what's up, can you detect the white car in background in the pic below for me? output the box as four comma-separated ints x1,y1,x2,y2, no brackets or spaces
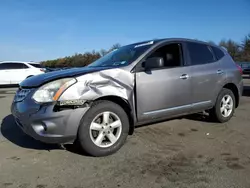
0,61,45,85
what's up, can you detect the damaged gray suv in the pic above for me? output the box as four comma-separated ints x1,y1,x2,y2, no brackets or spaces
11,38,243,156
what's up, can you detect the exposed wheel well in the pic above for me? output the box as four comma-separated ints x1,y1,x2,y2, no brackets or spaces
223,83,239,108
94,96,134,135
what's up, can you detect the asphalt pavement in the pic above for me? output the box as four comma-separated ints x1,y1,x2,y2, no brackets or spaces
0,78,250,188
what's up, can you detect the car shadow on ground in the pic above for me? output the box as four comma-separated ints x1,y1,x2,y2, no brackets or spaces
183,113,215,123
135,112,215,131
1,114,90,156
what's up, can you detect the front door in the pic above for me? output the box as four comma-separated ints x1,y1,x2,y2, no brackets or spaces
135,42,193,121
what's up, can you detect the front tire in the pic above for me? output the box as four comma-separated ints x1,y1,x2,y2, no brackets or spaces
77,100,129,157
210,88,235,123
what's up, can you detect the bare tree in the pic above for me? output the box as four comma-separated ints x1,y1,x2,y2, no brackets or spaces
241,34,250,61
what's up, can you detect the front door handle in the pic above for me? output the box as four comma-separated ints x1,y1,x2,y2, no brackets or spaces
217,70,224,74
180,74,189,80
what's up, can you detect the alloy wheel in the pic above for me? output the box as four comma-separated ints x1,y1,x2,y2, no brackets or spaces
89,111,122,148
220,94,233,118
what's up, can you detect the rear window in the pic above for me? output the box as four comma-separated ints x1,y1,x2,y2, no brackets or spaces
29,63,42,68
211,46,225,60
187,42,216,65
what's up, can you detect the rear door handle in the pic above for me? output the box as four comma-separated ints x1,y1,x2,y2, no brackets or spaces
217,70,224,74
180,74,189,80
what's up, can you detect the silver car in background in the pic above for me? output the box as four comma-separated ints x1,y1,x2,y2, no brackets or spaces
11,38,243,156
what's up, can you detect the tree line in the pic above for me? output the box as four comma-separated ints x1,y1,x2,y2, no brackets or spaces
41,33,250,68
208,33,250,62
41,43,121,68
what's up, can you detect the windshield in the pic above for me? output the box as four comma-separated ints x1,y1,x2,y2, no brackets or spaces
88,41,154,67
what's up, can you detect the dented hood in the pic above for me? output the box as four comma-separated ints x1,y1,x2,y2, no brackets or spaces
20,66,109,88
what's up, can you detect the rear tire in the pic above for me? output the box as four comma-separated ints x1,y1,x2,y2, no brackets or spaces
77,100,129,157
210,88,235,123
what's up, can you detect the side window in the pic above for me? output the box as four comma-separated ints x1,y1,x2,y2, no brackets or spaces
0,63,13,70
29,63,42,68
211,46,225,60
146,43,183,68
9,63,29,69
21,63,29,69
0,63,29,70
187,42,216,65
0,63,7,70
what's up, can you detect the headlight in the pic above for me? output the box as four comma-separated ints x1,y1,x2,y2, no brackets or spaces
32,78,77,103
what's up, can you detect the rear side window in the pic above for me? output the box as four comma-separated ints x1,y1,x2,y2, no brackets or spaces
29,63,42,68
9,63,29,69
211,46,225,60
0,63,28,69
187,42,216,65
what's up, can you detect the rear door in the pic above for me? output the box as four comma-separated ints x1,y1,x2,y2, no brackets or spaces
7,63,30,84
135,42,193,122
0,63,11,85
185,42,224,111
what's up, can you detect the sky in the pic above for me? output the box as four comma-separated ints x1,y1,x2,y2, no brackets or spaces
0,0,250,62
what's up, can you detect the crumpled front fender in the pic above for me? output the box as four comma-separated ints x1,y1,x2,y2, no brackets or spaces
59,68,135,107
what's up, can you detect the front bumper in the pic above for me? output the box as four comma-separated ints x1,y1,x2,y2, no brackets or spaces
11,90,89,144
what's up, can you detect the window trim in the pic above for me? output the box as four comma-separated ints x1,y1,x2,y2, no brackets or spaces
134,41,186,72
184,42,217,67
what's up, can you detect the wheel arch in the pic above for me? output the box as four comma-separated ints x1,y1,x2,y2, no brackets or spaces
94,95,135,135
222,83,239,108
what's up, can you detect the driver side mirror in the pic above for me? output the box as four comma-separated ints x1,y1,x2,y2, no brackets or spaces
142,57,164,70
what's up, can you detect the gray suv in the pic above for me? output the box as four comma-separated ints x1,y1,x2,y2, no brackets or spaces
11,38,243,156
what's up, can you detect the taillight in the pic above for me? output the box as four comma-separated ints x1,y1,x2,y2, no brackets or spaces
40,68,45,72
236,64,243,74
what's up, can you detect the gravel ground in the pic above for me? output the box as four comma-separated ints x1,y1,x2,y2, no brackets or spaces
0,78,250,188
